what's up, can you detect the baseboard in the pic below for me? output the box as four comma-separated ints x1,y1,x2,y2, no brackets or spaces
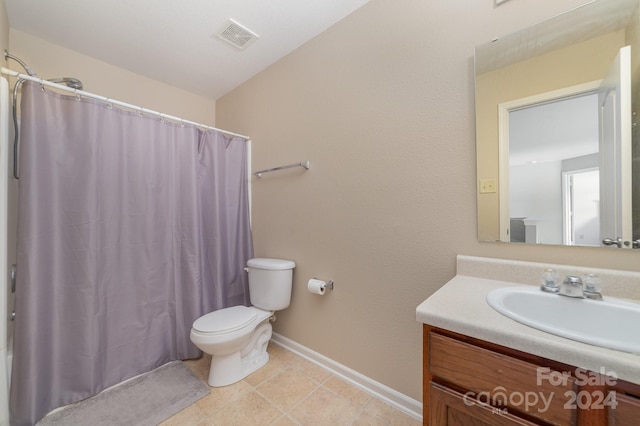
270,333,423,421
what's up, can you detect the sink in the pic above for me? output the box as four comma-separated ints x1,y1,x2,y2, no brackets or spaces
486,286,640,354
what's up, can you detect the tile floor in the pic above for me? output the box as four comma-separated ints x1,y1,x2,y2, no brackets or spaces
161,342,422,426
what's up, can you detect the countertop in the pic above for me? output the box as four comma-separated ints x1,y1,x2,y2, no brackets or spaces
416,274,640,386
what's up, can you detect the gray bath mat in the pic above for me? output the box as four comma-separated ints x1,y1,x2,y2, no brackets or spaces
38,361,210,426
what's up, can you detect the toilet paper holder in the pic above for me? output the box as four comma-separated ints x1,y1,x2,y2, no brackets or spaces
314,277,334,290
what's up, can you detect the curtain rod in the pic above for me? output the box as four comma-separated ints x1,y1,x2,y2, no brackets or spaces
1,67,250,140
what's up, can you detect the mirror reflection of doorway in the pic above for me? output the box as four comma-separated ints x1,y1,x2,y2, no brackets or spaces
500,46,632,247
507,91,599,245
562,168,600,246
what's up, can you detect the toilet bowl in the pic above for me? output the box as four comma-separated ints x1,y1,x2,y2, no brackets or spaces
190,258,295,387
190,305,274,386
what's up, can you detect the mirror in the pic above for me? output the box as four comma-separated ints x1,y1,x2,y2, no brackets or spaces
475,0,640,249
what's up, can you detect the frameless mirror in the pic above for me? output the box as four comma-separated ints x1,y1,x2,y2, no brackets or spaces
475,0,640,249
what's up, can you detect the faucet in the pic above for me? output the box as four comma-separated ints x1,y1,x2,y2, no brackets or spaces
557,274,603,300
540,269,603,300
559,275,584,298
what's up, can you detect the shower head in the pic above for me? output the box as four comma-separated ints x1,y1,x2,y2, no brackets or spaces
47,77,83,90
4,50,37,76
3,51,84,90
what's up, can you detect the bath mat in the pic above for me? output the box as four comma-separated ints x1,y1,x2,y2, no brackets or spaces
38,361,210,426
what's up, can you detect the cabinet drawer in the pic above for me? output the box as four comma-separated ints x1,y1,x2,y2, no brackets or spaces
429,332,576,425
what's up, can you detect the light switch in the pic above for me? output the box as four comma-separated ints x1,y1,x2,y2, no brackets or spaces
479,178,497,194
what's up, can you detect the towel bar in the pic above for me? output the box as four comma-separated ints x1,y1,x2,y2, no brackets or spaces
253,161,310,178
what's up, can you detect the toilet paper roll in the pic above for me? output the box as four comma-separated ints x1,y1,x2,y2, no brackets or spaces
307,278,326,295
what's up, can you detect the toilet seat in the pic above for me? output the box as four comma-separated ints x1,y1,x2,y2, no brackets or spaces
193,306,257,334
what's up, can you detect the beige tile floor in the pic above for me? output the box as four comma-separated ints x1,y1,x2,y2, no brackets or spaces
161,342,422,426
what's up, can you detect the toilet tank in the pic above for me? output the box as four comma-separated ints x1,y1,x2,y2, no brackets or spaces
247,258,295,311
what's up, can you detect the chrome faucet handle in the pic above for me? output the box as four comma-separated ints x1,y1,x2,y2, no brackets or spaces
583,273,603,300
559,275,584,298
540,268,560,293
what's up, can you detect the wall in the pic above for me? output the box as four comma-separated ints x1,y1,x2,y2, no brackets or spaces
216,0,640,403
0,0,7,54
8,30,216,124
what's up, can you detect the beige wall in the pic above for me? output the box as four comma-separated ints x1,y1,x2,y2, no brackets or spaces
476,31,625,241
8,30,216,124
216,0,640,402
0,0,7,56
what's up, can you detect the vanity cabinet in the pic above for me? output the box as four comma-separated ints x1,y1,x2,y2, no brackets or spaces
423,325,640,426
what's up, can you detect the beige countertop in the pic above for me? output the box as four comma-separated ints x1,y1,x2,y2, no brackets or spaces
416,272,640,386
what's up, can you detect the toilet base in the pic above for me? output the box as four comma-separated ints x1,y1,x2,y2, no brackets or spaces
206,322,272,387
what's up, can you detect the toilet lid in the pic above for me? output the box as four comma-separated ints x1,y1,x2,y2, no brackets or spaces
193,306,257,334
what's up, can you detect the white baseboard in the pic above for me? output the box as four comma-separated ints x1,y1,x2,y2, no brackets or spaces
270,332,423,421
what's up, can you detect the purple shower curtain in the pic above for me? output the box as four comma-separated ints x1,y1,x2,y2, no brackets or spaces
10,82,253,426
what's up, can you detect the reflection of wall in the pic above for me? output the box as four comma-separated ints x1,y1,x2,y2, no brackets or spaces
510,161,563,245
476,31,625,241
562,153,599,172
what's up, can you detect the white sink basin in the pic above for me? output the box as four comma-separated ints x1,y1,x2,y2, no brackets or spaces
486,286,640,354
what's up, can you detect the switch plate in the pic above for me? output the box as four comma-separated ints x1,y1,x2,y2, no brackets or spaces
479,178,497,194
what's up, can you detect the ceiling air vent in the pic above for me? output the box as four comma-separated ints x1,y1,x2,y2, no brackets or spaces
218,19,259,50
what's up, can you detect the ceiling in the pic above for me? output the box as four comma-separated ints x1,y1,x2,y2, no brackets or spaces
5,0,370,99
509,93,599,166
475,0,637,74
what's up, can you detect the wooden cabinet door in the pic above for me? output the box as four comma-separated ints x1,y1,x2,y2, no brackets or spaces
609,393,640,426
430,383,541,426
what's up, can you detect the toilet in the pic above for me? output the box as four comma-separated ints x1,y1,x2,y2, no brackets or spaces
189,258,295,387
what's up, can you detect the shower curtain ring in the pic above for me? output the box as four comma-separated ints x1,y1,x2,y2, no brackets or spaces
74,89,80,101
106,99,113,109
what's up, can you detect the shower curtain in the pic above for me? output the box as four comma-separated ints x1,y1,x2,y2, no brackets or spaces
10,82,253,426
